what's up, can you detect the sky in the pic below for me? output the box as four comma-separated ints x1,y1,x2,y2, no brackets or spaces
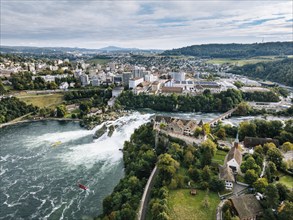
1,0,292,49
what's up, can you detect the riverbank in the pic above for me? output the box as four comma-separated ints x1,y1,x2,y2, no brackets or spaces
0,117,81,129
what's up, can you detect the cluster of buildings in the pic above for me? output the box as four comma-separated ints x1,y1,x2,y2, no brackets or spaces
0,58,69,77
154,116,201,136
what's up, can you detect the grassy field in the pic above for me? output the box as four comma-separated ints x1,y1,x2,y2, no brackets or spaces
17,93,64,108
206,56,281,66
89,58,111,65
278,175,293,189
168,189,220,220
212,150,227,165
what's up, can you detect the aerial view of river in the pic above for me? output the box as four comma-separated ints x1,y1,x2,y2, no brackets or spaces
0,112,152,220
0,111,290,219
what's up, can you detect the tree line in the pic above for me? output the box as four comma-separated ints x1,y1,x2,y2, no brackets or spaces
230,58,293,87
0,97,37,123
117,89,280,113
162,42,293,58
10,72,77,90
238,119,293,145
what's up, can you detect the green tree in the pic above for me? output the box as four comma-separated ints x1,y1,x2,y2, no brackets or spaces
254,145,264,155
276,183,290,201
281,142,293,152
216,127,226,139
253,178,268,193
188,167,201,182
56,105,67,118
157,153,180,185
244,169,258,185
203,123,211,135
267,147,283,169
235,102,251,116
263,142,276,154
240,156,261,175
209,177,225,192
264,184,279,208
183,150,194,167
239,121,256,140
202,166,211,182
0,80,6,95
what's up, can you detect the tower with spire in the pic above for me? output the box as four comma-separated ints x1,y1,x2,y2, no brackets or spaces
234,132,239,149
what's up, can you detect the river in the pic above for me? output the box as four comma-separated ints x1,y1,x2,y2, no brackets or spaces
0,112,152,220
0,111,290,219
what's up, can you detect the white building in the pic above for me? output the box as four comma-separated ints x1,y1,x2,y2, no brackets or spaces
225,134,242,173
129,77,144,89
109,63,116,71
144,73,157,82
112,87,124,97
133,66,147,78
219,134,243,190
59,82,69,90
80,74,90,86
169,72,186,81
91,76,100,86
122,72,133,86
74,69,83,79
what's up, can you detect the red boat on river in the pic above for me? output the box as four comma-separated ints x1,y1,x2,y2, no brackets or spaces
78,183,88,190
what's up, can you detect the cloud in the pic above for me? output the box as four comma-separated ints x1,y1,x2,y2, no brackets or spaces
1,0,292,49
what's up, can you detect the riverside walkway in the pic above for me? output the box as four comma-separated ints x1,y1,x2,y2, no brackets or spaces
137,165,158,220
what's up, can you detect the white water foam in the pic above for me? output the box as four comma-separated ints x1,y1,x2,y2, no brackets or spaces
60,112,153,168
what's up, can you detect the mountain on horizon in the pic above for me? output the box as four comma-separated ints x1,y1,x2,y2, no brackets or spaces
98,46,140,51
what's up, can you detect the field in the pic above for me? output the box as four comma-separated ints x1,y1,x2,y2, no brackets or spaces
168,189,220,220
89,58,111,65
212,150,227,165
17,93,64,108
206,56,281,66
278,174,293,189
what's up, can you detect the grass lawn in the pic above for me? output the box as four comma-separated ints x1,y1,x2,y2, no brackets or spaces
168,189,220,220
278,175,293,189
17,93,64,108
89,58,111,65
206,56,280,66
4,85,13,91
212,150,227,165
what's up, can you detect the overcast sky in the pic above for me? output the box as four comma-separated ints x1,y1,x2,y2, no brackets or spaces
1,0,292,49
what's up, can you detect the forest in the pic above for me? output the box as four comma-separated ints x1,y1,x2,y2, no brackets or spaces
162,42,293,58
116,89,280,113
0,97,37,123
229,58,293,87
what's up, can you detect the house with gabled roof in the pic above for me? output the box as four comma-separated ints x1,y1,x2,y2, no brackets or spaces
230,194,263,220
219,133,243,189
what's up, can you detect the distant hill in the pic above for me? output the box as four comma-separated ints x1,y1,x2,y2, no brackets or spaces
162,42,293,58
98,46,139,52
0,45,163,54
229,58,293,87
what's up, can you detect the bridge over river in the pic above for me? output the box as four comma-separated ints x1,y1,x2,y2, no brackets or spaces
208,107,238,127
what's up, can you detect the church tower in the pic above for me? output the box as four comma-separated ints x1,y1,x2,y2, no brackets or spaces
233,132,239,149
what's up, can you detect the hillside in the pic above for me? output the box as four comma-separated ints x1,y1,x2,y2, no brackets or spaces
229,58,293,86
162,42,293,58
